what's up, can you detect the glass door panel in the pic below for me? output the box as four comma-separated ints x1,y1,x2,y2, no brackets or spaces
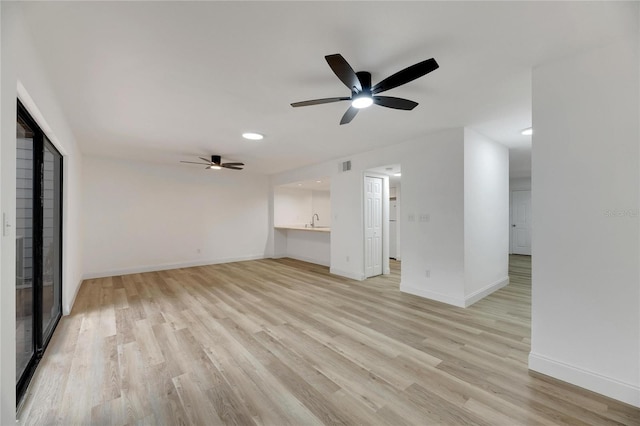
41,138,62,342
16,116,35,382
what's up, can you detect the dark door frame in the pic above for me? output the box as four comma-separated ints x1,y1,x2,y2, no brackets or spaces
16,99,63,404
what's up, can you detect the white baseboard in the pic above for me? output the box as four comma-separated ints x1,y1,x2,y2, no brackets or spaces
464,276,509,307
82,254,266,280
395,277,510,309
63,278,83,315
330,268,365,281
529,352,640,408
399,283,465,308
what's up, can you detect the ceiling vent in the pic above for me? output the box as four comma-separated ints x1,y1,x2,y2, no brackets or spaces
341,160,352,172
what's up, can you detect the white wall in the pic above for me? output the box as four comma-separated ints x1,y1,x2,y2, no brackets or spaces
82,156,269,277
0,4,4,423
464,129,510,305
272,128,509,306
273,187,330,228
311,190,331,227
273,187,331,229
274,187,312,227
328,169,366,279
272,187,331,264
1,3,84,423
531,37,639,407
281,229,330,266
399,132,466,304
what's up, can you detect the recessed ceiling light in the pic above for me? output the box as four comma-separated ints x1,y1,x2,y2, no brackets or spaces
297,183,302,186
351,94,373,109
394,172,402,177
316,180,322,183
242,132,264,140
521,127,533,136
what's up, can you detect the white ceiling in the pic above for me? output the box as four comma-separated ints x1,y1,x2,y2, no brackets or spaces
279,178,331,192
19,1,637,177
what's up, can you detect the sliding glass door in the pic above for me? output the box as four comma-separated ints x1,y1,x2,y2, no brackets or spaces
16,100,63,403
16,111,35,388
41,139,62,343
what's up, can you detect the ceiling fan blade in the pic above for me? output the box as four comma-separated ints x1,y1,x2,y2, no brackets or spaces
222,165,243,170
291,97,350,107
340,106,359,125
372,58,439,94
181,161,210,165
198,157,212,163
373,96,419,110
222,162,245,167
325,54,362,93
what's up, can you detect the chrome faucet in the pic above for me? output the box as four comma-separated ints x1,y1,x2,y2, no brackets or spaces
312,213,319,228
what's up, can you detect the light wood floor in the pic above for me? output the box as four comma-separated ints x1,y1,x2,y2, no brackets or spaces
18,255,640,425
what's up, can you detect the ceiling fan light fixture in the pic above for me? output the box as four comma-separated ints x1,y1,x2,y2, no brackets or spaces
242,132,264,140
181,155,244,171
351,95,373,109
291,54,438,124
521,127,533,136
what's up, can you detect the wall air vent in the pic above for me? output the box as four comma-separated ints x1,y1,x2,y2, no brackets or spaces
341,160,352,172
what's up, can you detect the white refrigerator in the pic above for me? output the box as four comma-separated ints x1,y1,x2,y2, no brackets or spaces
389,200,398,259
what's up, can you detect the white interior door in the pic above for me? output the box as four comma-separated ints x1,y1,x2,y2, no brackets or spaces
365,176,383,277
511,190,532,255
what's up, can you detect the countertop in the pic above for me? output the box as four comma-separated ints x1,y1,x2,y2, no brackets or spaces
275,226,331,233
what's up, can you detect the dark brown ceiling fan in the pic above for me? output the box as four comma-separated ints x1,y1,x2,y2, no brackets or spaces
180,155,244,170
291,53,439,125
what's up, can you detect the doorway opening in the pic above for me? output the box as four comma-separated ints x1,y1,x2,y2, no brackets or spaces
364,164,402,281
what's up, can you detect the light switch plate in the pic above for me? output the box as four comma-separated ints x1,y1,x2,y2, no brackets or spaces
3,212,10,236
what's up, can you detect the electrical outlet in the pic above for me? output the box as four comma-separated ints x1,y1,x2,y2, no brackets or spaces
419,214,430,222
408,214,415,222
425,269,430,278
197,248,201,254
346,256,350,262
